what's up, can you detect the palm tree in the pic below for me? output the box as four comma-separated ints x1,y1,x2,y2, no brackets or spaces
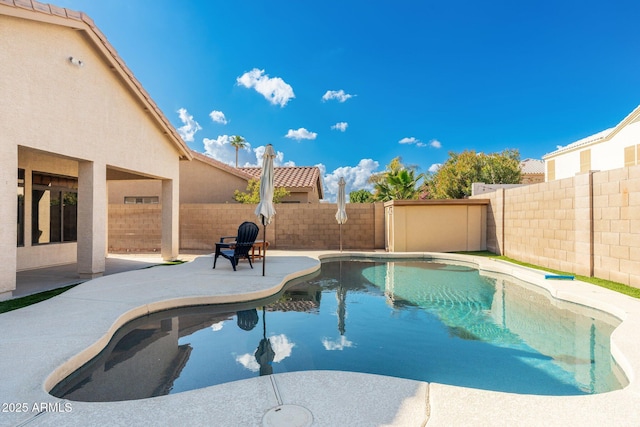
371,157,425,201
229,135,248,168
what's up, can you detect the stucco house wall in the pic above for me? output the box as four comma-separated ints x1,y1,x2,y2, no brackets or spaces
109,152,324,204
0,3,189,299
108,160,249,205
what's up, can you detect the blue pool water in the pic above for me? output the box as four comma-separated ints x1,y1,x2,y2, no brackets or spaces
52,259,626,402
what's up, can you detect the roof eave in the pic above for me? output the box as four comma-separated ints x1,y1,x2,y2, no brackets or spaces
1,1,192,161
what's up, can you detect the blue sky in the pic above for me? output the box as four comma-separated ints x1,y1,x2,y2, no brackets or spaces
54,0,640,200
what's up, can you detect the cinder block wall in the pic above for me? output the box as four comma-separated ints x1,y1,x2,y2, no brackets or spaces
592,167,640,286
108,205,162,252
501,176,580,274
109,202,385,252
474,164,640,288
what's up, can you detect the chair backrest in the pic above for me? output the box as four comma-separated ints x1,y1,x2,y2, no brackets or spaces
235,221,259,256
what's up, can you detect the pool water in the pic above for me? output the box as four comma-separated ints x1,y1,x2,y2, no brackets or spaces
52,259,626,402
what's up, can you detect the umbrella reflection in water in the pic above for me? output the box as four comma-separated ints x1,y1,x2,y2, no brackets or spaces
254,307,275,376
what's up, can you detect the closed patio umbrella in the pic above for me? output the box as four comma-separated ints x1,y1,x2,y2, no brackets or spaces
335,177,348,252
255,144,276,276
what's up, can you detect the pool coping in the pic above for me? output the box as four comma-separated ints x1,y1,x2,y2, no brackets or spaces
1,251,640,426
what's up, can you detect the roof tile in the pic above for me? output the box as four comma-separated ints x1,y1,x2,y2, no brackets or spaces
64,8,82,20
241,166,320,189
520,159,545,175
48,3,67,17
13,0,35,10
31,1,51,13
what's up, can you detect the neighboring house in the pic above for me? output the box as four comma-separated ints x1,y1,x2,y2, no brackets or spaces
241,166,324,203
1,2,191,299
519,159,545,184
471,159,544,196
543,105,640,180
109,150,325,204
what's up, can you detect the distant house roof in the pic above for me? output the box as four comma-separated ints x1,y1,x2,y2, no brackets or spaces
543,104,640,159
190,150,325,199
0,0,192,160
242,166,325,199
520,159,544,175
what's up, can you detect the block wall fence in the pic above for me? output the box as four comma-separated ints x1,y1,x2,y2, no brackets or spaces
472,164,640,288
109,202,385,253
109,164,640,288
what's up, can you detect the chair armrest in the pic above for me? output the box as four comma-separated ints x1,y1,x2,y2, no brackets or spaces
219,235,237,243
215,242,235,249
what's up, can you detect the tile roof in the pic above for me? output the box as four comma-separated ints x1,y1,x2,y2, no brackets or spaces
519,159,545,175
0,0,192,160
242,166,324,197
192,151,324,199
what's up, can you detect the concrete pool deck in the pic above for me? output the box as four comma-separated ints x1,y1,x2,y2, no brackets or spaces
2,251,640,426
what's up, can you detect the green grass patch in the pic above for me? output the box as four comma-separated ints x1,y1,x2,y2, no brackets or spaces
0,284,79,314
454,251,640,299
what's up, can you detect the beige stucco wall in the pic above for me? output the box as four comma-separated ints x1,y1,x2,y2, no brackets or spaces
384,200,488,252
1,12,184,296
109,160,320,204
179,160,247,203
2,15,181,177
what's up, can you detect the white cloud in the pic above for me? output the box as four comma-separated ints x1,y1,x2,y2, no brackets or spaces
235,353,259,372
209,110,228,125
203,134,252,166
270,334,295,363
428,163,442,173
244,145,295,167
399,137,418,144
176,108,202,142
321,159,380,202
285,128,317,141
234,334,295,371
322,335,354,351
210,321,224,332
331,122,348,132
322,89,355,103
430,139,442,149
237,68,295,107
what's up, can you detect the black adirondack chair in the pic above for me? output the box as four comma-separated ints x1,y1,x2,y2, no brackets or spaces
213,221,260,271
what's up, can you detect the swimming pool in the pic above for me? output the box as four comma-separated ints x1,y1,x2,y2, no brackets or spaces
51,258,626,402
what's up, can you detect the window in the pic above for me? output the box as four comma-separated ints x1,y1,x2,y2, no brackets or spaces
17,169,25,246
579,150,591,173
32,172,78,244
546,160,555,181
624,146,635,167
124,196,159,204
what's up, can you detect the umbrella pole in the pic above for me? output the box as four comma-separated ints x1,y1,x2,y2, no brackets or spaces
262,215,267,276
340,223,343,252
262,306,267,337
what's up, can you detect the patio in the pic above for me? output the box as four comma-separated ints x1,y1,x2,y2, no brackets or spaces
2,251,640,426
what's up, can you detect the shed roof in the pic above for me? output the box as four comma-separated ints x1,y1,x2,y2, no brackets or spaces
0,0,192,160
